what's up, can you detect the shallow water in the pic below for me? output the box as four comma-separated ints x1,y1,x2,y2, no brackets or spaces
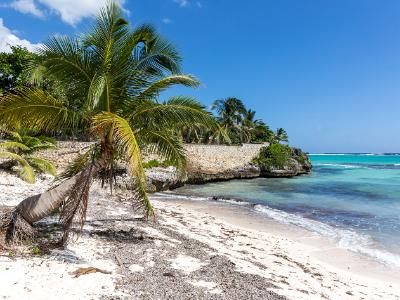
173,154,400,267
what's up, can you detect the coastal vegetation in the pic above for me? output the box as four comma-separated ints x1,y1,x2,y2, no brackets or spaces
252,143,312,176
0,46,37,96
0,2,218,244
0,131,56,183
252,143,292,169
0,1,300,246
211,97,276,144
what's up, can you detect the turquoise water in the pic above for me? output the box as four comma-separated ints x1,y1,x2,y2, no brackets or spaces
173,154,400,267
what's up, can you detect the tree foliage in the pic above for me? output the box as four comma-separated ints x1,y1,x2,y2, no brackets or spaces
0,46,37,96
0,2,219,243
252,143,292,168
0,131,56,183
210,97,280,144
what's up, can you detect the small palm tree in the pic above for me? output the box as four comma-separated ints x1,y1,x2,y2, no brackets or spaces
0,131,56,183
0,2,217,243
274,128,289,143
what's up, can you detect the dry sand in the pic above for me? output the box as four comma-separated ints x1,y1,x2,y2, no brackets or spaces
1,173,400,299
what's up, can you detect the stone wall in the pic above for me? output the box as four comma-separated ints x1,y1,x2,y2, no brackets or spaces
184,143,267,174
38,141,267,175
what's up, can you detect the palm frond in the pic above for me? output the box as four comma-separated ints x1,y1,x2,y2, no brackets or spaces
58,145,97,181
138,129,186,171
91,112,154,217
129,96,218,130
133,35,181,75
0,152,35,183
132,74,199,101
59,163,96,243
26,157,57,176
0,88,84,132
0,142,30,152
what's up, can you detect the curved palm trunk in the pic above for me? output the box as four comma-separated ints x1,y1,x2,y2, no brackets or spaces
16,175,78,224
0,142,109,245
0,174,81,243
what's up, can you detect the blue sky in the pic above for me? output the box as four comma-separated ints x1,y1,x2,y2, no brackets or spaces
1,0,400,153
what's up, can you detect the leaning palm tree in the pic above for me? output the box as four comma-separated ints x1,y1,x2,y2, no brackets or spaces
0,2,217,244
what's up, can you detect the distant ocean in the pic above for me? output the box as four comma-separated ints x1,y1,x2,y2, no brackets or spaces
164,154,400,267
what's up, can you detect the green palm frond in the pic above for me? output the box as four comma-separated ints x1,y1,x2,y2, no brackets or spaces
26,157,57,176
138,129,186,171
38,35,92,96
9,131,22,142
133,35,181,76
0,88,84,132
91,112,154,217
0,151,35,183
132,75,199,101
0,141,30,152
58,145,97,181
129,96,217,130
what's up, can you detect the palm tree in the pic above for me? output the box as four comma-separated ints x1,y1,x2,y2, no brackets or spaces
211,97,246,143
0,131,56,183
274,128,289,143
0,2,217,244
240,109,259,143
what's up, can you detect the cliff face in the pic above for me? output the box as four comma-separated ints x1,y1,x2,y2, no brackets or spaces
37,142,311,192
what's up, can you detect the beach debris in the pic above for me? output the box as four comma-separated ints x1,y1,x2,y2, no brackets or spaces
69,267,111,278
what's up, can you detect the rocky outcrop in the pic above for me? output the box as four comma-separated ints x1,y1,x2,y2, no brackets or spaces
259,148,312,178
146,146,312,191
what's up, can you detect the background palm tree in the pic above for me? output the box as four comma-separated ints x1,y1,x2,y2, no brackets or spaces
211,97,246,144
274,128,289,143
0,2,217,244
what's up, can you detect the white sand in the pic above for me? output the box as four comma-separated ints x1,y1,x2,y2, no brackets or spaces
1,172,400,299
153,198,400,300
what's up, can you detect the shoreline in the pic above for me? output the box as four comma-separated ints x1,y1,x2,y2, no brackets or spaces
152,194,400,286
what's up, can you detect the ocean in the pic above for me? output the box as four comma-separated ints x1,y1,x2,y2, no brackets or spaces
169,154,400,267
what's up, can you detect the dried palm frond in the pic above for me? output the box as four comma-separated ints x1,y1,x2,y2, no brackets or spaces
59,162,97,244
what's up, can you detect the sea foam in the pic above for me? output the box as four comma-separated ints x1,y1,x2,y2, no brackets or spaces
254,204,400,267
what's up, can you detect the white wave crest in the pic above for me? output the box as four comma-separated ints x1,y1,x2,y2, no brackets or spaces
254,204,400,267
151,192,209,202
314,163,362,169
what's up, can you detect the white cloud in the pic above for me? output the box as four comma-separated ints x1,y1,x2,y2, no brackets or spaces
0,18,42,53
37,0,127,25
174,0,189,7
9,0,44,18
161,17,172,24
5,0,128,26
173,0,202,8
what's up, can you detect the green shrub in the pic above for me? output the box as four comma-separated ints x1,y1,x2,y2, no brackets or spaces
252,143,292,168
29,246,43,255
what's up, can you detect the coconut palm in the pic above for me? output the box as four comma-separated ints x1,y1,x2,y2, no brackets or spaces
274,128,289,143
0,2,217,244
0,131,56,183
211,97,247,144
212,97,246,127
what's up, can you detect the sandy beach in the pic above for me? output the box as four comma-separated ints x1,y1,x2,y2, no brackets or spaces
1,172,400,300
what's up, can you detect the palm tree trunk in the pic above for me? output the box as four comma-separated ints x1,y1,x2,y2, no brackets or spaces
0,141,112,244
0,174,81,243
16,175,79,224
